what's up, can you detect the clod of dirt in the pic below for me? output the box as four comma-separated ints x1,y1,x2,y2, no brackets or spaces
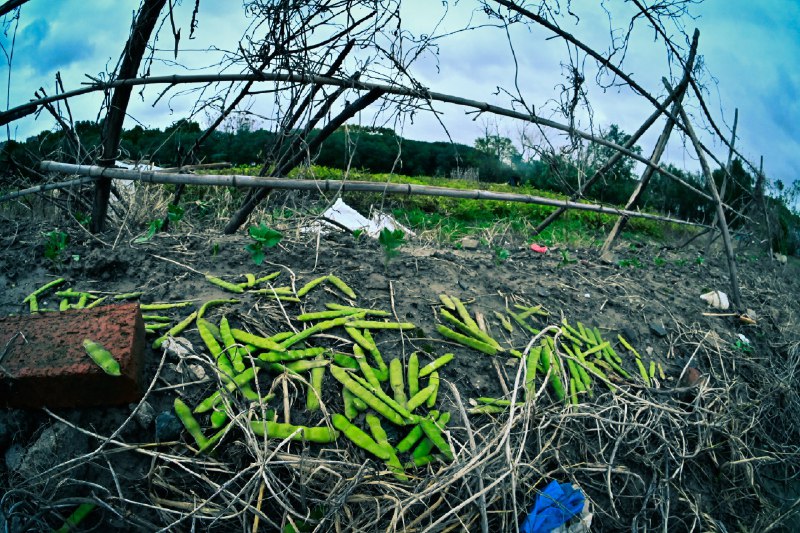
10,422,89,488
649,322,668,337
155,411,182,442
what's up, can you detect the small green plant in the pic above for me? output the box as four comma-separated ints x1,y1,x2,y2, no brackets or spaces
74,211,91,227
211,243,220,256
558,249,577,266
618,258,642,268
352,229,365,240
653,257,666,267
246,223,283,265
167,204,185,224
43,230,69,263
733,339,753,353
695,256,705,266
134,219,163,244
378,228,405,268
494,247,510,264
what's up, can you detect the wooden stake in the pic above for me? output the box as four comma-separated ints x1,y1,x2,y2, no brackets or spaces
669,80,743,311
704,108,738,255
599,31,699,258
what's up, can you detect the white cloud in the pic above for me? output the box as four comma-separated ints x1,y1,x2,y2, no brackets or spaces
1,0,797,187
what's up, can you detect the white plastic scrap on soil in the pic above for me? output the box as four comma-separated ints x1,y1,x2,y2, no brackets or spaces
304,198,416,238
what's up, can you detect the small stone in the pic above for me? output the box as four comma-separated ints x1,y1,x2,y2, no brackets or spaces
460,238,480,250
458,279,469,291
537,287,550,298
155,411,183,442
622,327,638,344
649,323,668,337
4,443,24,471
133,400,156,429
0,409,25,449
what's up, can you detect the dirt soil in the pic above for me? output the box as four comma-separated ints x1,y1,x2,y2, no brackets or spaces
1,217,799,532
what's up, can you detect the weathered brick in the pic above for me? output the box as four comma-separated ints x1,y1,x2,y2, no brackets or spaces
0,303,145,408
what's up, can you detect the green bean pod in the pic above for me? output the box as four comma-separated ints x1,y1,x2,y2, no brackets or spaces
231,328,284,352
330,366,408,426
541,345,565,402
342,388,359,420
174,398,208,448
408,352,420,397
279,315,361,349
354,345,382,389
153,311,199,349
426,371,440,408
437,325,497,355
85,296,107,309
333,352,359,369
526,346,540,396
418,352,454,378
140,301,193,311
494,311,514,333
389,358,407,407
220,316,246,373
82,339,121,376
325,302,390,316
438,294,456,310
507,310,539,335
205,274,245,293
332,414,391,460
306,355,327,411
419,418,453,461
440,308,501,350
54,503,96,533
569,378,578,405
347,320,415,330
298,309,360,321
198,298,240,319
250,420,339,443
113,291,142,300
296,275,328,297
327,274,357,299
406,383,435,412
636,358,651,387
211,407,229,429
24,278,66,303
618,335,642,359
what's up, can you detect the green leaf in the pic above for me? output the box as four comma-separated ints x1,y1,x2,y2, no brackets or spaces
378,228,405,259
244,243,265,265
167,204,185,223
248,223,282,247
134,219,163,244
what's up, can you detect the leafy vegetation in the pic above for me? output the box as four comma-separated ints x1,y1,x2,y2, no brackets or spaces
246,223,283,265
4,118,798,255
378,228,405,269
43,230,69,263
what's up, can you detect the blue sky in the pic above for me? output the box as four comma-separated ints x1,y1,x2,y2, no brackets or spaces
1,0,798,198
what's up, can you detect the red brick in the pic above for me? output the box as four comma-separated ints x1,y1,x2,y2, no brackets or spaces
0,303,145,408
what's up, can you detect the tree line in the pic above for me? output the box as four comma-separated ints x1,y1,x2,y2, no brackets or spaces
3,118,798,252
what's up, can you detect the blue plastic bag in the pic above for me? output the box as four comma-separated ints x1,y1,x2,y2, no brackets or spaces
519,480,585,533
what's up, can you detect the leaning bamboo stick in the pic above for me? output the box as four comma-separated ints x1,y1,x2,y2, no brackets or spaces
38,161,714,229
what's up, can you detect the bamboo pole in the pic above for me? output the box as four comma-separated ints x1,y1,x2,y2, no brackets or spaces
668,81,743,311
38,161,717,230
0,176,96,203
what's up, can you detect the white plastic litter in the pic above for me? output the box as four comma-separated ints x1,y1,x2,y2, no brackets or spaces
737,333,751,345
700,290,730,310
306,198,415,238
